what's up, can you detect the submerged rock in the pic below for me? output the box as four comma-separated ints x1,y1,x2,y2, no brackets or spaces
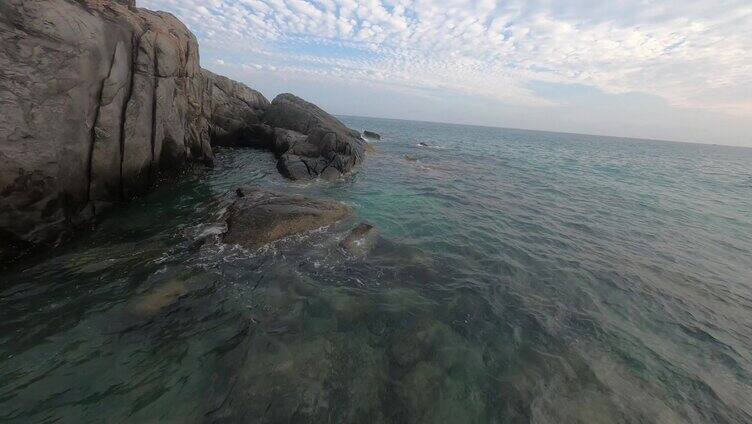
129,279,187,317
209,331,388,423
223,187,351,249
405,155,419,162
340,222,379,256
392,319,489,423
390,318,448,368
321,287,375,323
363,131,382,140
399,362,444,419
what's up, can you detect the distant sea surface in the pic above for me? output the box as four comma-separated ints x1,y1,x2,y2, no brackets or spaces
2,117,751,423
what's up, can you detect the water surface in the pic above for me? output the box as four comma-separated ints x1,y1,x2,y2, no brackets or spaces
2,117,752,423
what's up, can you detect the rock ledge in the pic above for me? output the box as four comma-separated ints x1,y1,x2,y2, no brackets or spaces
223,187,351,249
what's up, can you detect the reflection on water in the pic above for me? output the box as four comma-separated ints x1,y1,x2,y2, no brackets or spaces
2,118,752,423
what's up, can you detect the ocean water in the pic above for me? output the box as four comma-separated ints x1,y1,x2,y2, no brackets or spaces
1,117,751,423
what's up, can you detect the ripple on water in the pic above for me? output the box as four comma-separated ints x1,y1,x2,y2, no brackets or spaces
1,118,752,422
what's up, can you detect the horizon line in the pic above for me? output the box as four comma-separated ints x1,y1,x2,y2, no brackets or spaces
334,113,752,150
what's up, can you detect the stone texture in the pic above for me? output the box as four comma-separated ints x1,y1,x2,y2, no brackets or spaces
202,69,270,147
223,186,351,249
0,0,269,257
340,222,378,256
90,41,130,209
271,127,307,156
264,93,367,180
363,131,381,140
264,93,360,139
0,0,370,262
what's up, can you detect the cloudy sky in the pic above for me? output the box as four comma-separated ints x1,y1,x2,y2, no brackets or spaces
142,0,752,146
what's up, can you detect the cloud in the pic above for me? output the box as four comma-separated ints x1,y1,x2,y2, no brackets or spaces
141,0,752,141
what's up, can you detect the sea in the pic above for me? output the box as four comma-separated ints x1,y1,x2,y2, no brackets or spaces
1,116,751,423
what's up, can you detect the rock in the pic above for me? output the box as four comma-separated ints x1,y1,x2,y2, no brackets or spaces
129,279,187,316
278,128,365,181
276,154,312,180
398,362,444,421
263,94,366,180
207,90,368,181
363,131,381,140
205,264,388,421
379,288,433,315
340,222,378,256
321,287,374,323
90,40,130,207
272,128,307,157
405,155,418,162
237,123,275,150
224,337,336,422
263,93,360,139
390,321,434,368
202,69,270,147
392,321,489,423
0,0,268,257
223,187,351,249
418,142,431,147
209,331,387,422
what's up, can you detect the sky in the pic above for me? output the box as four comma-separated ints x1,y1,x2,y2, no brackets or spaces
142,0,752,146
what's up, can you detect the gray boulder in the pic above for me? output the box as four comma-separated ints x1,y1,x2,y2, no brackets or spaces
263,93,360,139
340,222,378,256
202,69,270,147
272,128,308,156
276,129,364,181
223,187,351,250
0,0,269,257
264,94,367,180
363,131,381,140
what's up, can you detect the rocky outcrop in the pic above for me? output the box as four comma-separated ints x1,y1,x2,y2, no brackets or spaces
340,222,378,256
202,69,270,147
224,186,351,249
363,131,381,140
263,94,367,180
0,0,368,262
263,94,360,139
206,91,369,181
0,0,268,258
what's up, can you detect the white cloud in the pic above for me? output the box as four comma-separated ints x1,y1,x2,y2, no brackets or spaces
142,0,752,134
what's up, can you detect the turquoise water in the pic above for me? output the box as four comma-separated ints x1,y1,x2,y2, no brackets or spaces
2,117,752,423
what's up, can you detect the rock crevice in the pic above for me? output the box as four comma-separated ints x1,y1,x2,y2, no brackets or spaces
0,0,369,261
0,0,267,257
257,93,367,181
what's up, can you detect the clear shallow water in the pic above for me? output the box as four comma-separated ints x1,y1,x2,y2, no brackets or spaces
2,117,752,423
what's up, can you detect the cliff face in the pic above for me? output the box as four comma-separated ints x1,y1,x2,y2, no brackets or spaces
0,0,268,255
0,0,369,262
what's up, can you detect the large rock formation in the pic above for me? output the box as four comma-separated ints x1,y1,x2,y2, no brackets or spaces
204,92,369,181
264,94,367,180
0,0,368,262
202,69,270,147
0,0,267,258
